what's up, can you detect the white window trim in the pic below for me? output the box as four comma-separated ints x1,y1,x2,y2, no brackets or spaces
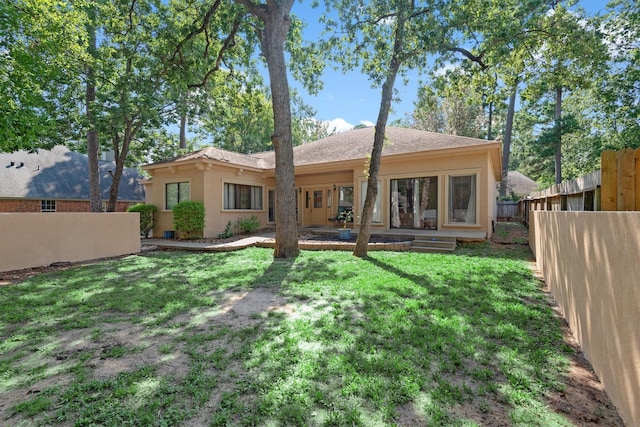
444,171,481,227
41,200,56,213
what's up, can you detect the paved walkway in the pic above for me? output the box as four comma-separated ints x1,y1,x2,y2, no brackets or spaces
142,232,276,252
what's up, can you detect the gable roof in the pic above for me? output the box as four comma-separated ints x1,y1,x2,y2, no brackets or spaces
282,126,500,168
0,146,145,201
149,146,269,170
144,126,501,177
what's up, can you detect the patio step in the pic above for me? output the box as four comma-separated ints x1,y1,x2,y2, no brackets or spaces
411,236,456,253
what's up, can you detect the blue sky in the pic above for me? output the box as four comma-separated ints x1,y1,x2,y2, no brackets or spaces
285,0,610,133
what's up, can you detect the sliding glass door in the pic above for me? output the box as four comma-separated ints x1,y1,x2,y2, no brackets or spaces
390,176,438,229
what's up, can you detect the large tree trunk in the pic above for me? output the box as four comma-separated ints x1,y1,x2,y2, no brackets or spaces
499,88,517,198
353,32,403,257
487,101,493,141
179,110,187,150
256,0,299,258
554,86,562,184
107,126,134,212
86,6,102,213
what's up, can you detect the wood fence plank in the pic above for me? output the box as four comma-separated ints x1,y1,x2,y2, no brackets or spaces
617,149,636,210
601,150,617,211
636,149,640,211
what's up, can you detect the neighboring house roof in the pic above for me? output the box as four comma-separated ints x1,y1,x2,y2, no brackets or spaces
0,146,145,201
145,127,501,176
505,171,539,196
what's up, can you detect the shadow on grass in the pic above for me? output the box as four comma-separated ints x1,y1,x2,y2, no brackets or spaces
0,247,621,426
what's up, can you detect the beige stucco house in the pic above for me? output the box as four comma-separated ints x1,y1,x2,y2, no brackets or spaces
142,127,502,239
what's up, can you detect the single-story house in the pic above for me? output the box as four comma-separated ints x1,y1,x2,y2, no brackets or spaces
0,145,145,212
142,127,502,239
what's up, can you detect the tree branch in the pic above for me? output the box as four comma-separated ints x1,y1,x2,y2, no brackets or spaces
187,19,241,88
171,0,223,63
233,0,266,21
446,46,487,69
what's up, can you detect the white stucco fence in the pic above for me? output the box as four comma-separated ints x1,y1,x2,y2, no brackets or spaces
0,213,140,272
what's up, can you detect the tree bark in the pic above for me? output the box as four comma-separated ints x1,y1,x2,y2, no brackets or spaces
86,5,102,213
353,25,404,257
554,86,562,184
179,110,187,150
251,0,299,258
499,88,517,198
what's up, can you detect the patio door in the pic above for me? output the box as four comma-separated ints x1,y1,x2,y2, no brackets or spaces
304,188,329,226
390,176,438,229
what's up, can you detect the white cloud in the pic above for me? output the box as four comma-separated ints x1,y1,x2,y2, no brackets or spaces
434,62,458,76
360,120,375,127
325,118,355,133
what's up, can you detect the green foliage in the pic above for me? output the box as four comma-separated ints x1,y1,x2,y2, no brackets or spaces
218,221,234,239
235,215,261,234
173,201,205,239
127,203,158,238
405,72,491,139
0,0,86,151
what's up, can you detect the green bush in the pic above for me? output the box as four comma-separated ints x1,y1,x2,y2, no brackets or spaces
218,221,234,238
235,215,260,234
127,203,158,238
173,201,205,239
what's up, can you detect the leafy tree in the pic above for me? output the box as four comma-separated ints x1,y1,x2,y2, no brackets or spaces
0,0,85,152
321,0,455,257
519,4,609,183
200,84,331,153
402,71,488,138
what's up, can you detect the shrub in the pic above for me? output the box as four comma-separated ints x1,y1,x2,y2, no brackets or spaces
218,221,234,238
235,215,260,234
173,201,205,239
127,203,158,238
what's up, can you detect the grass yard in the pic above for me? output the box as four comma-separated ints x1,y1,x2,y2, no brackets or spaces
0,242,623,426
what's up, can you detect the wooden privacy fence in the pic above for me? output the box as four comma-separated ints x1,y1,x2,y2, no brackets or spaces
496,201,519,220
601,148,640,211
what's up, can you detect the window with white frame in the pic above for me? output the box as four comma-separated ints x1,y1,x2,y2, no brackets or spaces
448,174,477,224
165,181,190,210
224,183,263,210
41,200,56,212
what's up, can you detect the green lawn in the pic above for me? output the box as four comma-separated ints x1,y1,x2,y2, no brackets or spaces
1,244,579,426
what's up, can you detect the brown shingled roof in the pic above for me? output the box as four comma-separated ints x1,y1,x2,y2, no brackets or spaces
146,126,498,171
283,126,496,168
154,146,269,170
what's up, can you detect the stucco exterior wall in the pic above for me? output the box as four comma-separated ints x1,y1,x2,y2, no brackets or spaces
144,144,499,238
0,213,140,272
354,150,496,236
529,211,640,427
146,164,273,238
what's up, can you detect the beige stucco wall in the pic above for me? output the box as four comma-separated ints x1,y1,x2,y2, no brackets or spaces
146,163,273,238
353,149,497,236
145,146,499,238
0,213,140,272
530,211,640,427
